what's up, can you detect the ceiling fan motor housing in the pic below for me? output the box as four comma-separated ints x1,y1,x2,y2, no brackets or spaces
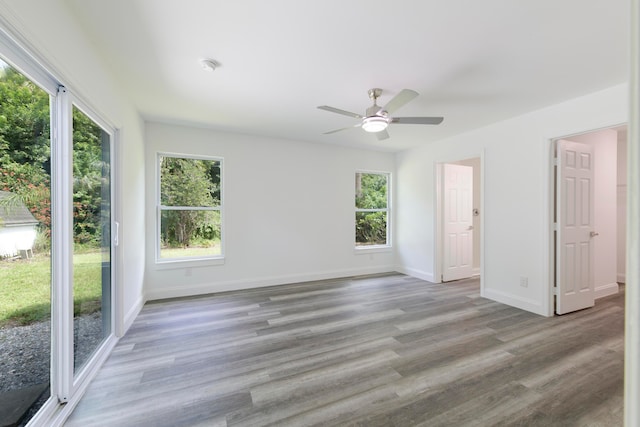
366,104,384,117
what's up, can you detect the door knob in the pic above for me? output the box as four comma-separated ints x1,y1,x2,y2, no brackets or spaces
467,226,474,230
590,231,599,237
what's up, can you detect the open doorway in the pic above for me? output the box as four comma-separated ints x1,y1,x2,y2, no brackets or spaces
435,156,482,284
552,126,626,315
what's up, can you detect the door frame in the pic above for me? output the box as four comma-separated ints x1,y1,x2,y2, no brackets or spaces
545,123,627,316
434,151,485,291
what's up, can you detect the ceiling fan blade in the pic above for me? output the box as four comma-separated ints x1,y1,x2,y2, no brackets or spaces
375,129,390,141
382,89,418,114
317,105,363,119
391,116,444,125
323,123,361,135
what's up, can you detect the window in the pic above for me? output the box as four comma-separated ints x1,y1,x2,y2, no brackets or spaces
355,171,390,247
157,154,222,261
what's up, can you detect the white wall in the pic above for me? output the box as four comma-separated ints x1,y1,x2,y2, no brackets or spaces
0,0,147,332
566,129,619,298
396,84,627,316
145,122,396,300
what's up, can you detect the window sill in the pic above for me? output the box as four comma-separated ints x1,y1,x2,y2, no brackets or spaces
354,245,393,254
154,256,225,270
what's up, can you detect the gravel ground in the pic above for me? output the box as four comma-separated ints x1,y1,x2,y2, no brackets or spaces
0,312,103,393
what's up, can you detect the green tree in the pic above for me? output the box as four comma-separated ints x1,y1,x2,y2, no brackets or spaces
72,107,105,245
0,66,50,166
355,173,388,245
0,63,107,249
0,63,51,243
160,156,220,248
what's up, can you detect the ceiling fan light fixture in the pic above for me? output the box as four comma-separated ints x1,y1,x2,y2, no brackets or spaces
361,116,389,133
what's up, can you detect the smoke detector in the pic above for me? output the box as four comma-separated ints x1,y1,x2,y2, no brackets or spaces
200,59,219,72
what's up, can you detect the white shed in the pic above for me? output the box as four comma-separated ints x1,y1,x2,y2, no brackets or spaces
0,191,39,258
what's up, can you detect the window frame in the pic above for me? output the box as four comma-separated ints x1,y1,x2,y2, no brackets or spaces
354,170,392,251
155,152,224,265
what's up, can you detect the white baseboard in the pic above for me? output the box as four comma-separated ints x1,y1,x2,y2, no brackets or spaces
145,265,397,301
617,272,626,283
472,267,481,277
482,288,546,317
123,295,145,334
595,282,620,299
395,265,436,283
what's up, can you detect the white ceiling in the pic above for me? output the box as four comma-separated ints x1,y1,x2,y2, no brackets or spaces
64,0,629,152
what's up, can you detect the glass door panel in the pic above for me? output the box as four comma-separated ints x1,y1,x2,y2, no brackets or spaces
0,58,52,425
71,106,111,373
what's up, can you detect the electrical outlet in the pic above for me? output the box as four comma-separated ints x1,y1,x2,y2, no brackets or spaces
520,276,528,288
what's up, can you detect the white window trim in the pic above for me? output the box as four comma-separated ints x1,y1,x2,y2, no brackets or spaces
0,23,58,95
354,170,392,251
155,152,225,265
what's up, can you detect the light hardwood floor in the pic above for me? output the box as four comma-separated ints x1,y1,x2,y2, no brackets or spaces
64,274,624,426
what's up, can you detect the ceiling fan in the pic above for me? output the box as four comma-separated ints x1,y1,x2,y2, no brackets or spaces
317,88,443,140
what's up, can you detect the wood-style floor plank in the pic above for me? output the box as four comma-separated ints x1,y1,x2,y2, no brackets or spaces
64,274,624,427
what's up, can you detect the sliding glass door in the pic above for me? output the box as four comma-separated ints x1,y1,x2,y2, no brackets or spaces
72,105,112,374
0,35,117,426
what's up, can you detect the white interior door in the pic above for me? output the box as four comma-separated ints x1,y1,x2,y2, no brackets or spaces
556,139,595,314
442,164,473,282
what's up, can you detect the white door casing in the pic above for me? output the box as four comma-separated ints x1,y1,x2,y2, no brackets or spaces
556,139,595,314
442,164,474,282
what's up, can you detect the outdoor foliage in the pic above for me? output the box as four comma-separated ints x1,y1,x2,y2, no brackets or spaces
0,65,51,242
355,173,388,245
72,106,107,246
0,62,106,249
160,156,221,250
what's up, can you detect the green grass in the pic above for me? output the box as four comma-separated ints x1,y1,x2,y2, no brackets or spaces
0,252,103,327
160,242,221,259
